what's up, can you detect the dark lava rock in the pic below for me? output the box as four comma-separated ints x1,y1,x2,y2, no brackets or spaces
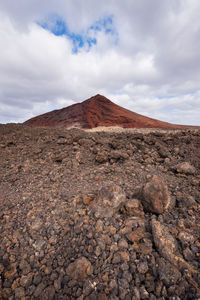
94,185,126,218
137,259,149,274
124,198,144,217
0,124,199,299
158,258,181,286
40,285,55,300
66,257,92,280
141,175,172,214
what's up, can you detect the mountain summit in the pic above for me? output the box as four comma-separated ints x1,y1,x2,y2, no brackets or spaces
24,94,185,129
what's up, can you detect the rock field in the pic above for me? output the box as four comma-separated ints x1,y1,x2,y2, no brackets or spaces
0,124,200,299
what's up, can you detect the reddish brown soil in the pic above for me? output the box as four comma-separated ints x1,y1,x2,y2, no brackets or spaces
24,94,196,129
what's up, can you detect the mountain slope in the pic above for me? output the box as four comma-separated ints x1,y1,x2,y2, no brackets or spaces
24,94,188,129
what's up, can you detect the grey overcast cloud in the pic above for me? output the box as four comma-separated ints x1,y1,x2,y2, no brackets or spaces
0,0,200,125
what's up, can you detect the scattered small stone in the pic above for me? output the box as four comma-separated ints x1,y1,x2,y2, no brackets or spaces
118,238,128,249
34,282,46,297
96,219,104,232
15,287,25,298
109,279,118,290
40,286,55,300
0,263,4,274
183,247,195,261
33,238,46,251
137,260,148,274
112,252,121,264
133,286,141,300
97,293,108,300
120,251,130,262
11,278,20,291
19,260,31,275
33,274,42,286
95,246,101,257
140,285,149,299
124,198,144,217
20,273,33,288
126,227,145,243
4,263,17,279
178,231,195,245
83,193,96,206
30,217,43,231
158,258,181,286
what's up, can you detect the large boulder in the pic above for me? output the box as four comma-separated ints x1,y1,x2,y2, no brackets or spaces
66,257,92,280
141,175,172,214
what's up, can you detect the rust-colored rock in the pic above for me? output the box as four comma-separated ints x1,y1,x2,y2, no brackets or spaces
124,198,144,217
126,227,146,243
24,94,193,129
141,175,172,214
66,257,92,280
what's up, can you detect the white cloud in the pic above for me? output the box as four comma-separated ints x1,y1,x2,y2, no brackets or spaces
0,0,200,125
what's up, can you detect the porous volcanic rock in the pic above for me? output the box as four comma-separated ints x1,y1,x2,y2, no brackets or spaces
93,185,126,218
0,124,200,299
66,257,92,280
175,162,196,175
141,175,172,214
151,219,199,276
24,94,192,129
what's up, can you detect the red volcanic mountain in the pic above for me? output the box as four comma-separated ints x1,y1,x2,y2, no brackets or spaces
24,94,187,129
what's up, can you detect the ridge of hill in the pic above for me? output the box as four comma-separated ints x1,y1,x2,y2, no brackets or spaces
24,94,193,129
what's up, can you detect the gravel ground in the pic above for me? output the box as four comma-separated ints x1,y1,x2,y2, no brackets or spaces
0,124,200,299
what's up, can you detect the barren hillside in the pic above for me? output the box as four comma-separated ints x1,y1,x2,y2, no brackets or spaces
24,95,196,129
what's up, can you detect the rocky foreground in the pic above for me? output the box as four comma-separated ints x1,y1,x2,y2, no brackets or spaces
0,124,200,300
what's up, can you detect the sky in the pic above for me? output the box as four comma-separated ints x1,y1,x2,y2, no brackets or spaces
0,0,200,125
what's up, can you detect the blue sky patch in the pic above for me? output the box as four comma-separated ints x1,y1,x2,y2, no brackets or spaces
38,14,117,53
